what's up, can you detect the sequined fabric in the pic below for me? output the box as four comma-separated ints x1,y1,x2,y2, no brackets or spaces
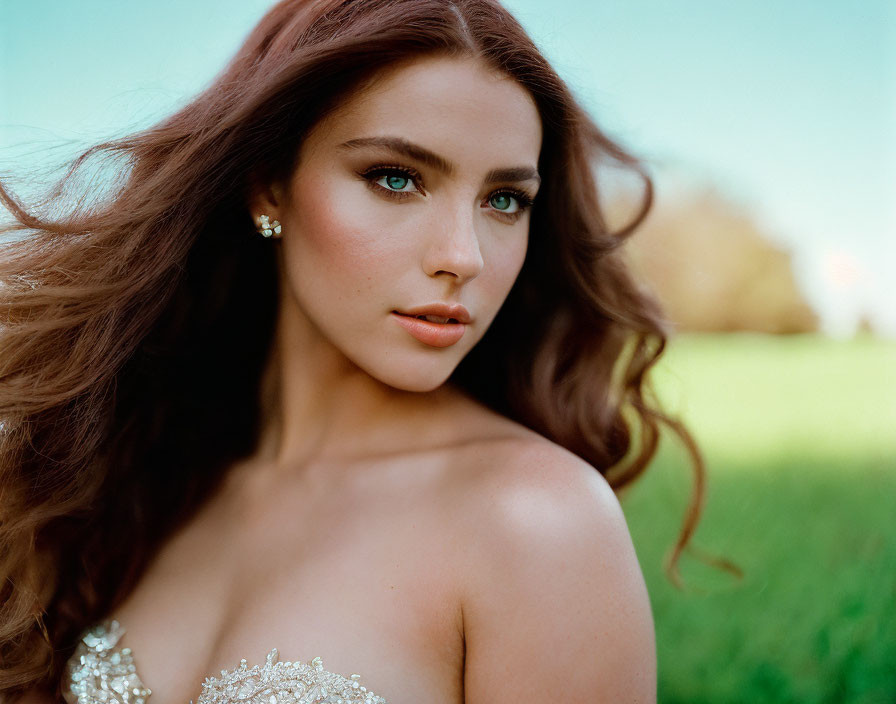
62,619,388,704
62,620,151,704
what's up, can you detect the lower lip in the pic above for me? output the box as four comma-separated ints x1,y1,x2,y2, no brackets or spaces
391,312,467,348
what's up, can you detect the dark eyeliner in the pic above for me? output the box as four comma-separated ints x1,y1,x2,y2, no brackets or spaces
357,163,425,199
485,187,536,222
492,187,536,209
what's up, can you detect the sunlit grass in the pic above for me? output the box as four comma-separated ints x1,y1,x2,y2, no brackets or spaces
649,332,896,462
621,333,896,704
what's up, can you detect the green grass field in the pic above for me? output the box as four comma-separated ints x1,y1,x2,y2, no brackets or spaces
620,333,896,704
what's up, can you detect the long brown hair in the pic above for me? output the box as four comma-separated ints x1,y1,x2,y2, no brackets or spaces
1,0,712,695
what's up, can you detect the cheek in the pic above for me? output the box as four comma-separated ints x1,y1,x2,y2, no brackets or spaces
483,231,528,302
285,175,399,290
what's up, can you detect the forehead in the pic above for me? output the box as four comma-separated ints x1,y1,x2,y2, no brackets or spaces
305,55,543,167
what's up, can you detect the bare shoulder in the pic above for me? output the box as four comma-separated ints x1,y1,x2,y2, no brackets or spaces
453,432,657,703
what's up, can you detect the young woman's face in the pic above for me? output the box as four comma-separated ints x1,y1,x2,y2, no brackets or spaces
267,55,542,392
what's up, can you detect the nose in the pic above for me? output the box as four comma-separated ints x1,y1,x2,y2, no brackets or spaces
422,202,484,284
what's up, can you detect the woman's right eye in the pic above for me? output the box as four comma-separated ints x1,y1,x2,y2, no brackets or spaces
360,165,424,198
375,171,418,192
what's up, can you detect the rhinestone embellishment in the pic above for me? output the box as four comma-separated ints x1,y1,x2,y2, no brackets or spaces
195,648,387,704
62,620,388,704
62,620,152,704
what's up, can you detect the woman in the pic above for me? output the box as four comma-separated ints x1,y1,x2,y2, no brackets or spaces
0,0,706,701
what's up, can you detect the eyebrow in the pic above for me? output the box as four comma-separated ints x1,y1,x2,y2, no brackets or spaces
338,136,541,186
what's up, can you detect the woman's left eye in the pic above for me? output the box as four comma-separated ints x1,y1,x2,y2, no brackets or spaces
486,190,534,216
488,192,520,213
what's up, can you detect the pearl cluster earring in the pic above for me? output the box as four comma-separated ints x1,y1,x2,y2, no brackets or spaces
256,214,282,238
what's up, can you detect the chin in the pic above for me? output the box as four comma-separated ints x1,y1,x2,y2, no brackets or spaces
398,378,452,394
367,360,458,394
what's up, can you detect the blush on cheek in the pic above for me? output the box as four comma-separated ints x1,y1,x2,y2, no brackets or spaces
288,173,399,286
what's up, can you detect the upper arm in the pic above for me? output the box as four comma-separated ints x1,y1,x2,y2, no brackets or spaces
459,442,656,703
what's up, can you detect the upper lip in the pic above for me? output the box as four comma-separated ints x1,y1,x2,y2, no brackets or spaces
394,302,472,324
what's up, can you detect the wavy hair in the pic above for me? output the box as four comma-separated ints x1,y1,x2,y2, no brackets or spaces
0,0,721,695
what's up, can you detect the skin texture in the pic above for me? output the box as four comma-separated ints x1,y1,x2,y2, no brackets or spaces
48,56,655,704
245,54,543,473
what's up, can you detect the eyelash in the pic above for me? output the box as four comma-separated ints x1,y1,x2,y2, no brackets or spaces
357,163,536,222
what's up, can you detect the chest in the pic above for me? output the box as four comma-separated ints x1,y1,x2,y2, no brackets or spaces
104,459,468,704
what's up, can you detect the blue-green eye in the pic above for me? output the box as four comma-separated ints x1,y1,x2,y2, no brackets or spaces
374,171,418,193
385,174,409,190
489,193,518,212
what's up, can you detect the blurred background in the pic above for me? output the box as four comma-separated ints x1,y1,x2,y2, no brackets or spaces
2,0,894,701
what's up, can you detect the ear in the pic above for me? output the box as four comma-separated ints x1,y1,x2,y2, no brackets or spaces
247,177,287,223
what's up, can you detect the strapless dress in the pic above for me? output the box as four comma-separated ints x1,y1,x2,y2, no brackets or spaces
62,619,388,704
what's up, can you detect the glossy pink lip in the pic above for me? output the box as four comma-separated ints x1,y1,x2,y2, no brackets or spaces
391,303,471,348
391,313,466,347
394,302,472,324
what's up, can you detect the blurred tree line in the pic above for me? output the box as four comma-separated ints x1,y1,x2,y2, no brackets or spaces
621,186,819,334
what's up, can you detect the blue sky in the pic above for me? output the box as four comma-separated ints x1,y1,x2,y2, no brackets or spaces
2,0,894,335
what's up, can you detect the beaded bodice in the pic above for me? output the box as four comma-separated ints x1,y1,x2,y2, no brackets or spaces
62,619,388,704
